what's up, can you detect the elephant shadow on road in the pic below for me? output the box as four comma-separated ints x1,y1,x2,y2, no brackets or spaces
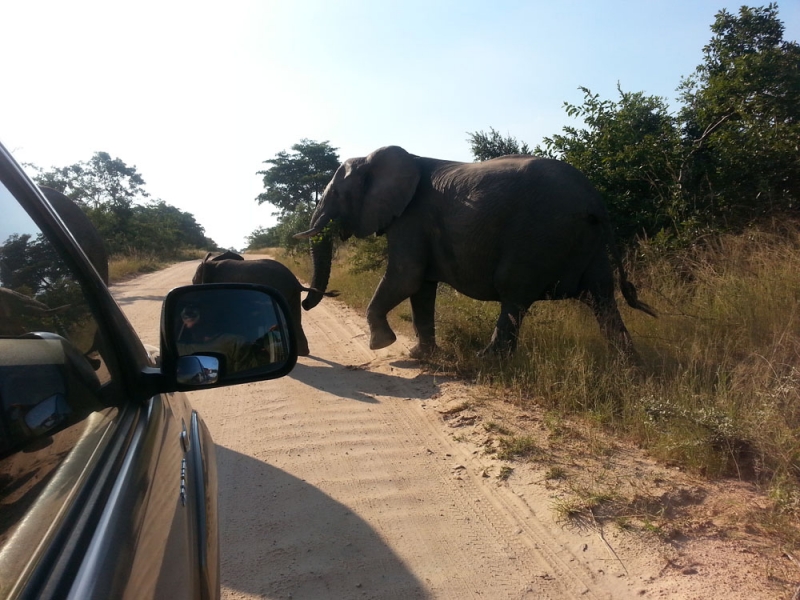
216,446,429,598
288,355,442,403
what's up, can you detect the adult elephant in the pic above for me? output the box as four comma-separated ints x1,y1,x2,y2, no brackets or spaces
40,187,109,284
192,252,338,356
295,145,655,358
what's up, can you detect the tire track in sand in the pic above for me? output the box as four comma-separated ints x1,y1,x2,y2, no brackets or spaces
114,259,631,599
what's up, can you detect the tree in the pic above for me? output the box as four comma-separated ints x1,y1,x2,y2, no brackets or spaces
244,219,306,252
256,140,340,217
35,151,149,209
34,152,149,253
538,86,684,240
678,3,800,220
489,4,799,243
129,201,216,254
245,226,281,250
254,140,340,253
33,154,216,256
467,128,532,161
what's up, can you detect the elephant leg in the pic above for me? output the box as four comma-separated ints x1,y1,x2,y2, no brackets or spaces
290,296,310,356
366,281,400,350
409,280,438,358
480,302,528,356
294,324,310,356
578,258,637,359
366,271,423,351
581,293,636,357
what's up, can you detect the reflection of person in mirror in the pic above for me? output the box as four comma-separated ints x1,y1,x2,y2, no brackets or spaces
176,303,259,375
177,303,215,343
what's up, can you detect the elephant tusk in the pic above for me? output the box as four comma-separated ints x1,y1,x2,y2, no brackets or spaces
293,227,323,239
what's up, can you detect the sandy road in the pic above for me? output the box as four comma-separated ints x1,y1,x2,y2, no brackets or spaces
111,259,769,600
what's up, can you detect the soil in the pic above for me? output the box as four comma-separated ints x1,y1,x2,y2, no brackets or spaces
112,258,799,600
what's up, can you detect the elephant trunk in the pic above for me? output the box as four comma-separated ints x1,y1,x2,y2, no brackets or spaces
302,233,333,310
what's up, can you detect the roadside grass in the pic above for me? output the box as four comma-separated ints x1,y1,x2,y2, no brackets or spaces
552,487,623,524
109,252,165,282
498,465,514,481
109,248,206,283
280,223,800,544
496,435,541,460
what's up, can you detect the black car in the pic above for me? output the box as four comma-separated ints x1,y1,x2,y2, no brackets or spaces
0,141,298,599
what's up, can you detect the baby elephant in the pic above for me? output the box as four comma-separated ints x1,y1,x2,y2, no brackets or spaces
192,251,338,356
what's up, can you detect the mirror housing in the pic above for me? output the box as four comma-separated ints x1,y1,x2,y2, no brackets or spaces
159,284,297,392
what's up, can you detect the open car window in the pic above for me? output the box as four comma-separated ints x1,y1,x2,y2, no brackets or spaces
0,181,120,595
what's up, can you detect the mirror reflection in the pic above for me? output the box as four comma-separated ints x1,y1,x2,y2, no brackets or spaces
176,355,219,386
172,288,290,380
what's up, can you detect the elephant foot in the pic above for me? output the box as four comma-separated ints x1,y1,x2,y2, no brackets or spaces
409,342,438,359
296,335,310,356
369,328,397,351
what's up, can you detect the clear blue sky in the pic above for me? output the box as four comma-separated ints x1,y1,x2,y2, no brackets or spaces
2,1,798,249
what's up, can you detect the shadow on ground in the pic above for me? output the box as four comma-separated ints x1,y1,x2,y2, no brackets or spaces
216,446,429,599
287,355,440,404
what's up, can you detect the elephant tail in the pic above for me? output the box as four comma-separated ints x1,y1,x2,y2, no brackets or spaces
619,278,657,318
605,225,657,318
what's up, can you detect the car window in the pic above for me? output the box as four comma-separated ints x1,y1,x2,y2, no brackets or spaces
0,182,120,595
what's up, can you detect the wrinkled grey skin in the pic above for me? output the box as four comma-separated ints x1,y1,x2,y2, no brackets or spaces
41,187,109,284
296,145,655,358
192,252,339,356
303,235,333,311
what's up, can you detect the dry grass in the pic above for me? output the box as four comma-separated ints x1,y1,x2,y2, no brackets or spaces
282,223,800,542
108,252,166,282
108,248,208,283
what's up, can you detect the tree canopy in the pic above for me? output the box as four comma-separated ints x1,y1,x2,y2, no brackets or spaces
256,140,340,216
678,3,800,219
32,153,216,255
467,128,532,161
536,86,683,240
251,140,340,252
469,4,799,244
35,151,149,210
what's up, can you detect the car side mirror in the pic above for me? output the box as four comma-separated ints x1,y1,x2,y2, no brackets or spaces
160,284,297,391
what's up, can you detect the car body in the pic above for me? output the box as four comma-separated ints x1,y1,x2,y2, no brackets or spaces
0,141,297,599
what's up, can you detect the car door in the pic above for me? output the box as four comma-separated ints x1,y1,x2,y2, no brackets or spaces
0,148,216,599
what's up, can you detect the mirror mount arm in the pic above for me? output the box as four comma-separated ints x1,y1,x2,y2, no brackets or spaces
138,366,177,397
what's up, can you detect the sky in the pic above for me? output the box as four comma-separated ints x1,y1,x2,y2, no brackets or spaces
2,1,798,250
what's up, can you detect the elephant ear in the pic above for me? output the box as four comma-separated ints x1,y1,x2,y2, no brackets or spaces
193,253,214,284
352,146,420,237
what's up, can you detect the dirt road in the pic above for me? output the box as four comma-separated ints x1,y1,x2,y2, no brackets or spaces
112,259,789,600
